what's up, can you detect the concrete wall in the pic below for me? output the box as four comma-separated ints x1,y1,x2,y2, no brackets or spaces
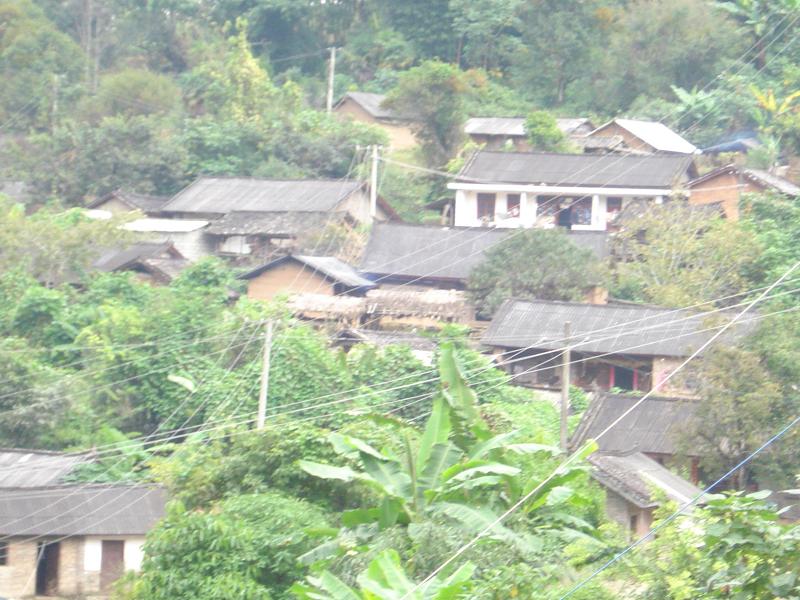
246,261,333,301
453,189,612,230
334,99,418,150
604,490,654,538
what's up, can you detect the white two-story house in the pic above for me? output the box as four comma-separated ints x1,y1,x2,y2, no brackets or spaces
447,151,697,231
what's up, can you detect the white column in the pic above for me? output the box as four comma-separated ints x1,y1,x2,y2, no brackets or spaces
529,194,538,227
591,194,603,230
519,192,529,227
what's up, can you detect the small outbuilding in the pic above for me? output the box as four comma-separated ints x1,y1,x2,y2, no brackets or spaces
0,485,166,598
587,118,698,155
240,255,375,301
333,92,418,150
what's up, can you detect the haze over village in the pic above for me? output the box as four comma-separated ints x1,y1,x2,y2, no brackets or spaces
1,1,800,598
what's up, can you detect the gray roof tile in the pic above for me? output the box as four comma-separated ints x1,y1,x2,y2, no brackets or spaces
482,299,752,357
360,224,608,282
460,150,694,188
571,393,698,456
0,449,90,488
0,485,166,536
162,178,364,215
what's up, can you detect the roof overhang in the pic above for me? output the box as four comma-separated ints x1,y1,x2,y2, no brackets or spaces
447,182,672,197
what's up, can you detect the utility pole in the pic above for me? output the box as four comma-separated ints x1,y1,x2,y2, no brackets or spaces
257,321,273,430
370,145,379,219
326,46,336,113
560,321,571,451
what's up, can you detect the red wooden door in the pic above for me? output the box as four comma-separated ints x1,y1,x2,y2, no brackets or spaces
100,540,125,590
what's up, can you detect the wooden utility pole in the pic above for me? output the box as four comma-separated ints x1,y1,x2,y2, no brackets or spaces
370,145,379,219
257,321,273,430
326,46,336,113
560,321,571,451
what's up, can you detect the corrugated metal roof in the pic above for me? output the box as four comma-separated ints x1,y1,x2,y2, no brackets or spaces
205,211,335,236
481,299,751,357
162,178,363,215
0,449,90,488
240,255,375,288
360,224,609,282
598,119,698,154
0,485,166,536
464,117,592,137
589,451,703,508
459,150,693,188
571,393,698,456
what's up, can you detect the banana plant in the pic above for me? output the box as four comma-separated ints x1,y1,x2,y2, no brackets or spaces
291,549,474,600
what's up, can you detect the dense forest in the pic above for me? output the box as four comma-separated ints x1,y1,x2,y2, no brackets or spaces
3,0,800,598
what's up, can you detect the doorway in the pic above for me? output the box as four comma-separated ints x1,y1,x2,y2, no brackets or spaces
100,540,125,590
35,541,60,596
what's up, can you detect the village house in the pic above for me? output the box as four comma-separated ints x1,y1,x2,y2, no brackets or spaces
240,254,375,301
687,164,800,219
93,242,190,284
121,217,213,261
447,151,696,230
87,189,170,217
586,118,698,155
160,178,396,261
0,485,166,599
333,91,418,150
570,393,703,535
463,117,594,151
481,298,753,395
360,222,609,291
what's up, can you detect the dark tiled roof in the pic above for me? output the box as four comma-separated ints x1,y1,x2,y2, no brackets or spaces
589,451,703,508
571,393,698,456
481,298,752,357
0,449,90,488
459,150,694,188
162,178,364,215
360,224,609,282
240,255,375,288
92,242,179,273
0,485,166,535
205,211,336,236
88,190,170,213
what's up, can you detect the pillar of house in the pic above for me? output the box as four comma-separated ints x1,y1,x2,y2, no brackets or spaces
591,194,605,230
519,192,531,226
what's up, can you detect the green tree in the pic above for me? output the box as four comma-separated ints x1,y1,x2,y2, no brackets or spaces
85,68,181,120
384,61,469,165
525,111,570,152
613,202,761,307
468,229,607,318
125,492,329,600
627,491,800,599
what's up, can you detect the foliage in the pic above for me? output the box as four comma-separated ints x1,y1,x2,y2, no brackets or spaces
85,68,181,120
469,229,607,317
384,61,469,165
613,202,761,307
125,492,329,600
525,111,570,151
626,491,800,599
291,548,474,599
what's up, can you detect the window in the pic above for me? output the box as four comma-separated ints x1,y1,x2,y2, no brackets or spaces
0,541,7,566
537,195,559,216
571,197,593,226
629,514,639,533
476,193,496,221
606,197,622,213
506,193,521,217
